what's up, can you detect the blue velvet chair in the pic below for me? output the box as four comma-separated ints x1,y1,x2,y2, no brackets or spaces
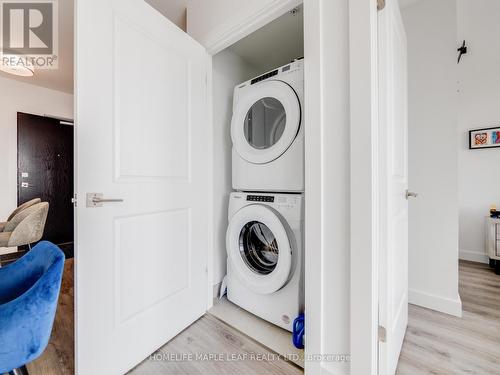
0,241,65,375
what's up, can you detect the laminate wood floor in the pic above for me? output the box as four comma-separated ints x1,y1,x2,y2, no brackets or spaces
129,314,302,375
397,260,500,374
29,258,74,375
208,297,304,368
23,259,500,375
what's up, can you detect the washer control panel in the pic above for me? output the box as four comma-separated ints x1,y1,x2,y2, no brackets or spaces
229,192,303,223
246,195,274,203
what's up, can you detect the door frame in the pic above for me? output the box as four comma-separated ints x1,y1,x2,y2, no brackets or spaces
349,0,380,375
204,1,352,375
202,0,302,313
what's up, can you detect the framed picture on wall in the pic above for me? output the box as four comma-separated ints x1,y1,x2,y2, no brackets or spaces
469,127,500,149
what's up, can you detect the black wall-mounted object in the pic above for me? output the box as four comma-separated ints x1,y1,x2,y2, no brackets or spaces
457,40,467,64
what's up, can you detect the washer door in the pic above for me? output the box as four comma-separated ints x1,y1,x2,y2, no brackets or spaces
226,204,293,294
231,80,301,164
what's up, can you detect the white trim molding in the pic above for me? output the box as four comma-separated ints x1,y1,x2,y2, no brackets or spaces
203,0,302,55
409,289,463,317
206,55,215,310
459,248,489,264
305,0,351,374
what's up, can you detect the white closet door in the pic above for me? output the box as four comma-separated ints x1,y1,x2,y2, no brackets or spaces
75,0,210,373
378,0,409,374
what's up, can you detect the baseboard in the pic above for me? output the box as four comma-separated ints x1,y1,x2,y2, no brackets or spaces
459,248,489,264
409,289,462,317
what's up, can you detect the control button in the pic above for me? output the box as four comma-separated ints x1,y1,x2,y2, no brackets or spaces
246,195,275,202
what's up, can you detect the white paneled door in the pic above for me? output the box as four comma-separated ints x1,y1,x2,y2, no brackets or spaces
75,0,210,373
378,0,409,374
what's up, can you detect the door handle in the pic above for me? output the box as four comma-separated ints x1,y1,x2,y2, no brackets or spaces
405,190,418,199
86,193,124,207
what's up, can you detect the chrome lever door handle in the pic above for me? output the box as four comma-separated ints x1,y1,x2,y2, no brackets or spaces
86,193,124,207
93,198,123,203
405,190,418,199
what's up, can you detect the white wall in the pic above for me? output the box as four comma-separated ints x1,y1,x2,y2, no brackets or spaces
0,77,73,253
457,0,500,263
402,0,462,316
212,50,259,286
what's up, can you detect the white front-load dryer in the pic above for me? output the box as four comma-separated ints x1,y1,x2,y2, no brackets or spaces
226,192,304,331
231,59,304,192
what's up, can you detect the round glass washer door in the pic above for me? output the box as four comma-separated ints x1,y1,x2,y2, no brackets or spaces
231,80,301,164
239,220,279,275
226,204,292,294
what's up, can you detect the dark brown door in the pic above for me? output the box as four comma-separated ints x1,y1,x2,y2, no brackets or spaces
17,112,74,249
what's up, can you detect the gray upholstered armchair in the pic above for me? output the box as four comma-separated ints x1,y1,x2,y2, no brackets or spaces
0,202,49,249
0,198,41,232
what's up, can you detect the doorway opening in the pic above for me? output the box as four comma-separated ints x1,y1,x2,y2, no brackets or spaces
208,5,305,370
17,112,74,256
378,0,500,373
0,0,75,373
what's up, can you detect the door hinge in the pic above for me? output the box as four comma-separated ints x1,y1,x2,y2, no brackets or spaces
378,325,387,342
71,194,77,207
377,0,385,11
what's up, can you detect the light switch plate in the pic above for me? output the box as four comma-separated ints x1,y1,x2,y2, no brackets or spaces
21,182,29,188
21,172,28,178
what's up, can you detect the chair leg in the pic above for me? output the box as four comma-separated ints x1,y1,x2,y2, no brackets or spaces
28,243,32,251
9,366,29,375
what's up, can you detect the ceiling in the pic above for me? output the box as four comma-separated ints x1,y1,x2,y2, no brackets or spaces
144,0,187,31
228,5,304,73
0,0,188,94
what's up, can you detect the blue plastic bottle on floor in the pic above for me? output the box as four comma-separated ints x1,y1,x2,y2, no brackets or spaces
292,314,304,349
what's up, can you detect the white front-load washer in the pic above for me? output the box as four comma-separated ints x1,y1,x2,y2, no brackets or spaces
226,192,304,331
231,59,304,192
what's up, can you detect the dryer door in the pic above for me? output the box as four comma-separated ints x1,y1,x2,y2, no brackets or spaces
231,80,301,164
226,204,293,294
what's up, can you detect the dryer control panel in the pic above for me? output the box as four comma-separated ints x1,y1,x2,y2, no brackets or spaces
235,59,304,92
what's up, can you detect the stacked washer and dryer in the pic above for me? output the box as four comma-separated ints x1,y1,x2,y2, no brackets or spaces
225,59,305,333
